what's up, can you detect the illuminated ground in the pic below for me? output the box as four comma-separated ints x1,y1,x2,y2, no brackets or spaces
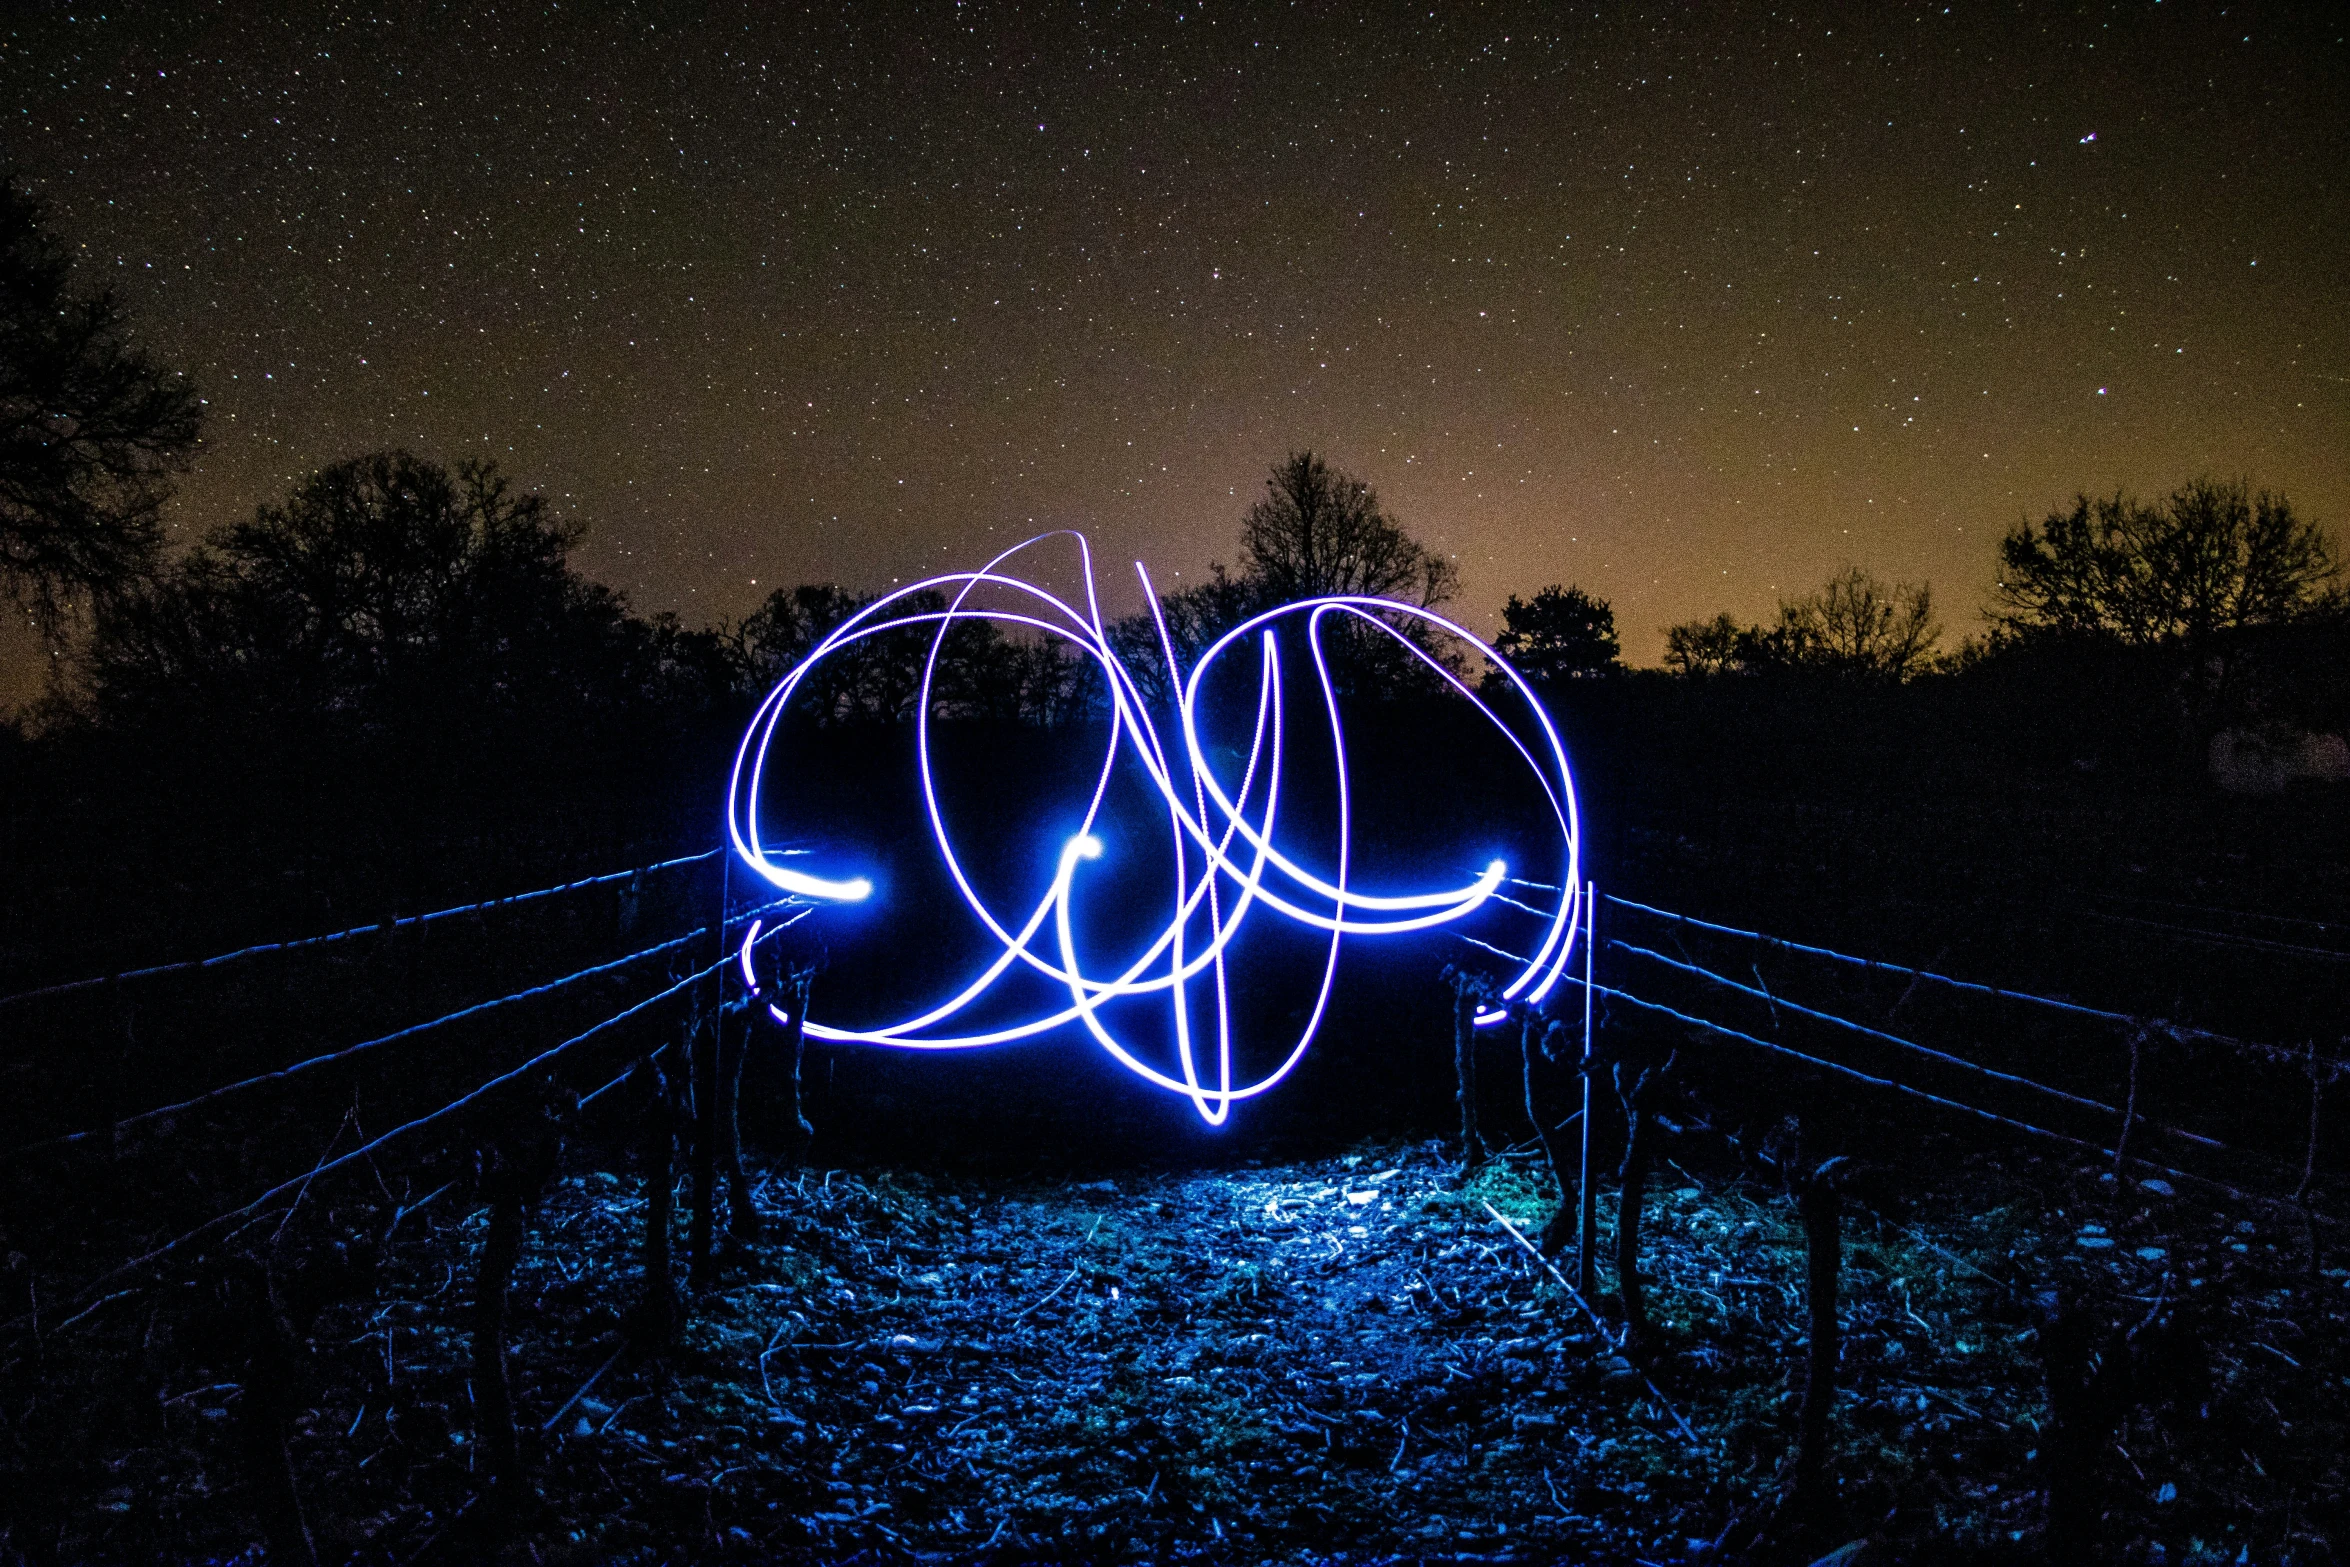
68,1136,2302,1566
28,1133,2340,1564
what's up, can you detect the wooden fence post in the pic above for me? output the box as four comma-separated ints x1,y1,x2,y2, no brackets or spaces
688,1002,718,1290
1577,881,1599,1297
634,1054,679,1342
718,1003,759,1245
1791,1155,1848,1511
778,961,819,1166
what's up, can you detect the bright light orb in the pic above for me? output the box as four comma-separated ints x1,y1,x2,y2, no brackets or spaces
726,534,1581,1123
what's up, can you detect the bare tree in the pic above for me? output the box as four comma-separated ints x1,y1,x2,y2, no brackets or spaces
1663,567,1938,680
736,581,1090,726
1109,453,1464,705
1778,567,1940,679
1661,612,1750,677
1239,451,1459,607
1106,566,1257,710
1994,476,2339,647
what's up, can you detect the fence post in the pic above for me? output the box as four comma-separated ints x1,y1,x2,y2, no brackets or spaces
688,999,718,1290
634,1055,678,1342
1792,1155,1848,1511
778,962,819,1166
718,1002,759,1244
1578,881,1599,1298
1444,968,1488,1172
2112,1027,2145,1173
1527,1013,1576,1255
689,850,730,1287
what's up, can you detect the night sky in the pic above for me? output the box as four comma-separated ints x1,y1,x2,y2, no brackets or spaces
3,1,2344,706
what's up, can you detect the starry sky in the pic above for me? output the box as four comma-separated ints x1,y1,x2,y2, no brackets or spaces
3,1,2344,705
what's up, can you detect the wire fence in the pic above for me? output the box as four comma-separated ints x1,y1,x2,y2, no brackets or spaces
1601,894,2344,1078
7,835,2340,1567
1575,977,2264,1208
8,846,2339,1343
4,890,813,1336
0,848,722,1013
1457,888,2337,1224
7,895,796,1162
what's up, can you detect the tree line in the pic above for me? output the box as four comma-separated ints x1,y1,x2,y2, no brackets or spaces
4,173,2341,750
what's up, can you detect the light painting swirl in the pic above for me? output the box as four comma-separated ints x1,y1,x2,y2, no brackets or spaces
726,534,1580,1124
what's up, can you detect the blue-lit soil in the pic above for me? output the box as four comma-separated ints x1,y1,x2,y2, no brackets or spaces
86,1137,2335,1564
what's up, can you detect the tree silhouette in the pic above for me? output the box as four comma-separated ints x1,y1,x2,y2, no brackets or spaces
1105,566,1257,710
0,177,201,613
742,453,1470,721
1239,451,1458,608
1491,584,1620,685
1112,452,1466,704
735,581,1091,726
736,582,873,719
1778,567,1939,680
1994,477,2338,647
1664,568,1938,681
1661,611,1754,678
87,450,630,734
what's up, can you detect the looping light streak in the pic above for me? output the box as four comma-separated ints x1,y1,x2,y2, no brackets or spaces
726,533,1581,1123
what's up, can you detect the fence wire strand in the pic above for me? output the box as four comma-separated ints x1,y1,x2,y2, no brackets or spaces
1604,894,2345,1079
14,869,2336,1343
1453,918,2315,1198
1569,975,2273,1208
0,849,721,1013
6,906,815,1334
8,895,797,1162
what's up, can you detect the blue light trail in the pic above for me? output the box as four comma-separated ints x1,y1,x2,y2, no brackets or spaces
726,534,1581,1123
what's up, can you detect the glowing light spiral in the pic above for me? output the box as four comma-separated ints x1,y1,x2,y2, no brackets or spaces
727,534,1580,1123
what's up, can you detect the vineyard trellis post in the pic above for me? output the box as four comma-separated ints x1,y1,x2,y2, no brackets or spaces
2113,1026,2146,1172
1444,967,1489,1172
1578,881,1598,1297
774,954,822,1166
717,1011,758,1244
633,1053,679,1342
688,852,732,1287
1791,1154,1848,1513
687,997,717,1288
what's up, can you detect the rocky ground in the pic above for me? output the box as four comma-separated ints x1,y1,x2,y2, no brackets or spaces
24,1126,2344,1565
